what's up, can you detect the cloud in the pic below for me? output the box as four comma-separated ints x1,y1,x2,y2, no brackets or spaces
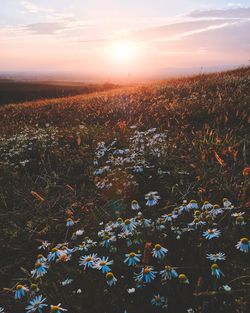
20,1,53,14
25,22,67,34
24,20,95,35
153,22,239,42
188,7,250,18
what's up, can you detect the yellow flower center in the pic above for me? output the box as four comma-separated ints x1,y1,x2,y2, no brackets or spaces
165,265,172,271
241,237,249,244
129,252,136,257
125,219,131,225
103,236,110,240
35,262,42,268
211,264,219,270
236,216,244,222
51,248,58,253
155,244,162,250
51,306,59,312
99,261,106,266
204,201,209,204
144,267,151,274
178,274,187,282
86,257,92,262
16,284,23,290
106,272,114,280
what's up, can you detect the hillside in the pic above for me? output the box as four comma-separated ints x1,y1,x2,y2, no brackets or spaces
0,80,118,105
0,68,249,313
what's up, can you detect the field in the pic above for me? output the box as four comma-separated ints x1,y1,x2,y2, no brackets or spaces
0,68,249,313
0,80,118,105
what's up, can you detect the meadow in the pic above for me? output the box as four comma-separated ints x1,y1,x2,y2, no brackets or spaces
0,67,249,313
0,80,118,106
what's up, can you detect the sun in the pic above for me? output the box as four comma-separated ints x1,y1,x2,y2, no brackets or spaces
110,40,138,62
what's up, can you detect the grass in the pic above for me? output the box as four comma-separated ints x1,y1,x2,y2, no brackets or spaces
0,67,249,312
0,80,119,105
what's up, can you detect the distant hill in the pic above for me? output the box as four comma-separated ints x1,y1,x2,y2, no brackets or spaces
0,80,119,105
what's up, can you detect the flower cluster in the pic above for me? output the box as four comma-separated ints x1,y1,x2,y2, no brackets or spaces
11,193,249,312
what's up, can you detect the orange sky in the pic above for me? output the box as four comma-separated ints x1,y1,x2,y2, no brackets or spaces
0,1,249,78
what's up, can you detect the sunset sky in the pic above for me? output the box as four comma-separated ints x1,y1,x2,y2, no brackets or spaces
1,0,250,78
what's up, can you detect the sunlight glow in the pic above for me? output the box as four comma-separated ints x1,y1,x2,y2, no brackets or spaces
110,41,138,62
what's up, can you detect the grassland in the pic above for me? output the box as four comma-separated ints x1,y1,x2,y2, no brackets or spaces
0,80,118,105
0,67,249,312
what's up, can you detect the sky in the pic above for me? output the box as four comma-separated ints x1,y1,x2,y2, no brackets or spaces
0,0,250,78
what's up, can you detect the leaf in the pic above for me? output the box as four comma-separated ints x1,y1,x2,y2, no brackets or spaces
214,151,225,167
31,191,45,202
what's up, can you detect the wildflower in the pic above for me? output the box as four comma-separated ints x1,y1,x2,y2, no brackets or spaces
222,285,231,292
162,213,173,222
236,237,250,253
235,216,246,226
61,278,73,286
209,205,223,217
131,200,140,210
151,294,167,307
36,254,47,263
100,235,116,248
127,288,135,294
79,254,99,269
31,262,48,278
160,265,178,280
26,295,47,313
50,304,67,312
206,252,226,262
38,241,50,250
133,165,144,173
141,218,153,229
105,272,117,286
188,218,206,229
203,228,221,240
201,201,213,211
188,200,199,210
179,200,189,213
134,267,157,283
30,284,39,294
124,252,141,266
223,198,233,209
122,219,137,232
152,244,168,259
231,212,245,217
95,257,113,273
178,274,189,284
211,264,224,279
145,191,160,206
75,229,84,236
66,218,74,227
0,307,4,313
47,248,62,262
15,284,29,299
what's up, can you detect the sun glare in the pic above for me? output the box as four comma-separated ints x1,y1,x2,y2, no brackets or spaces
110,41,138,62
